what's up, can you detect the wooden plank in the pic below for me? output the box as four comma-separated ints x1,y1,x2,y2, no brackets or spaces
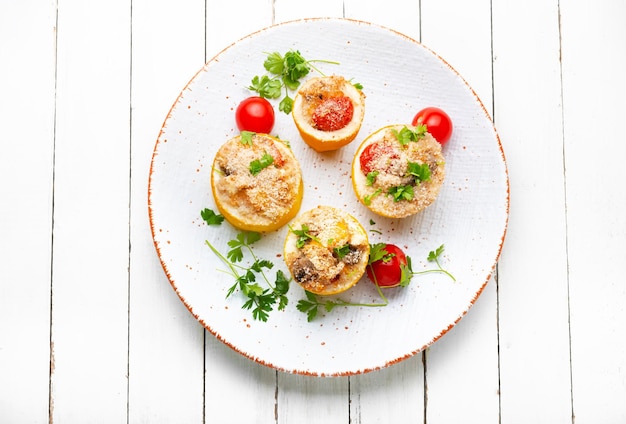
200,3,280,423
204,341,278,423
273,0,344,22
342,2,425,422
0,1,57,422
268,3,351,423
277,374,350,423
206,0,273,59
560,1,626,422
419,0,500,422
344,0,421,41
50,0,131,420
349,359,425,423
492,0,573,422
128,1,207,422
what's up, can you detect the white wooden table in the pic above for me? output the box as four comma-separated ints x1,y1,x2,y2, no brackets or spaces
1,0,625,422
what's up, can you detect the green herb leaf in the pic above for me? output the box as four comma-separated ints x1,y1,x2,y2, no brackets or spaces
428,244,446,262
248,75,282,99
333,244,351,260
205,232,292,322
363,188,382,206
263,52,284,74
392,125,427,146
368,243,394,264
240,130,255,145
249,151,274,176
388,185,414,202
289,224,320,248
366,170,379,186
399,257,414,287
407,161,431,183
278,96,294,114
249,50,339,114
200,208,224,226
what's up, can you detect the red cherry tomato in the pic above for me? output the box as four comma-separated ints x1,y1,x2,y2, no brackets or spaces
359,141,399,175
366,244,408,288
312,96,354,131
235,96,275,133
412,107,453,145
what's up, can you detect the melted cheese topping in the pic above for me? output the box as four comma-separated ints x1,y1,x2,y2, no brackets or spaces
284,206,369,295
211,134,302,231
352,125,445,218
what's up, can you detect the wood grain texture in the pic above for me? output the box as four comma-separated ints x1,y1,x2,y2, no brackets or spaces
50,0,131,420
0,1,56,422
128,1,207,422
560,0,626,422
493,0,573,422
2,0,626,422
419,1,500,422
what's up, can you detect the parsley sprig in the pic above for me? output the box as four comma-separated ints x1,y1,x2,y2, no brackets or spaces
392,125,428,146
388,185,414,202
249,151,274,176
296,290,387,322
289,224,320,248
200,208,225,226
249,50,339,114
381,243,456,287
296,243,455,321
407,161,431,183
205,231,290,322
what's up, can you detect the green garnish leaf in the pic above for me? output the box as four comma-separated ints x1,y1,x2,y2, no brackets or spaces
388,185,414,202
240,130,255,145
248,75,282,99
399,257,414,287
278,96,294,114
227,231,261,262
289,224,320,248
368,243,396,265
205,231,292,322
263,52,285,74
428,244,446,262
249,151,274,176
366,170,379,186
407,161,431,183
200,208,224,226
392,125,427,146
249,50,339,114
333,244,351,260
363,188,382,206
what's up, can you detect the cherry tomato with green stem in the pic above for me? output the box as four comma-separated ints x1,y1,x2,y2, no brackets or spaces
366,243,409,288
412,107,453,145
236,96,275,134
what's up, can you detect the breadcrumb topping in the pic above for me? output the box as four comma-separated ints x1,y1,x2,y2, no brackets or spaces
213,134,301,226
284,206,369,295
354,125,445,218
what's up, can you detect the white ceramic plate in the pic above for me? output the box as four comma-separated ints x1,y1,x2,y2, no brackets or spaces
149,18,509,376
